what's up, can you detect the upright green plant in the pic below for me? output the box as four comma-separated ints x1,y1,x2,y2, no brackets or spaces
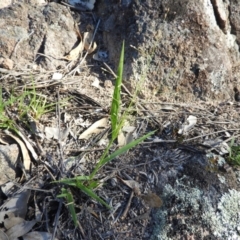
0,85,60,126
20,84,69,120
111,41,124,141
56,41,155,226
0,84,69,143
227,138,240,166
0,87,16,130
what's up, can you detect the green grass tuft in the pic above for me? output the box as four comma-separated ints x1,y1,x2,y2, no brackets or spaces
227,138,240,166
55,41,155,226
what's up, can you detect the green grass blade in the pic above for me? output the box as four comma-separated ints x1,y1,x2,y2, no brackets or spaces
76,180,110,209
86,180,100,189
53,41,157,214
110,41,125,140
98,130,155,168
53,176,91,185
57,188,78,227
0,87,3,113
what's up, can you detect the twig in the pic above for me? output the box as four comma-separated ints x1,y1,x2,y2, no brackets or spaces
66,147,106,152
43,165,57,181
142,139,177,144
77,221,86,238
205,134,240,153
35,52,64,61
9,179,53,193
103,62,117,78
43,196,51,233
57,88,64,175
61,1,88,12
128,209,151,223
51,199,63,240
120,190,134,220
184,129,240,142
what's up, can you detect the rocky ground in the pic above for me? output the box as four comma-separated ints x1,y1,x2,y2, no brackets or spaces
0,0,240,239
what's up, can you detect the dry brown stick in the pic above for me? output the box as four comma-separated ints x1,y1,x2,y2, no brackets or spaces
77,221,86,239
121,190,134,221
103,62,134,98
66,147,106,152
74,21,83,41
51,199,63,240
8,177,53,193
43,165,56,182
184,128,240,142
205,134,240,153
128,209,151,223
56,88,64,175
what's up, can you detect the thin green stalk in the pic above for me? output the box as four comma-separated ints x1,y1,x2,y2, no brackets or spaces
110,41,125,141
56,41,156,211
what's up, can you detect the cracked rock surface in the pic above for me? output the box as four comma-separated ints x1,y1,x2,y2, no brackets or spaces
99,0,240,102
0,2,77,70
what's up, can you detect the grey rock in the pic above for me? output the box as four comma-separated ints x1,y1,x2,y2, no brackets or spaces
229,0,240,46
150,182,240,240
0,144,19,185
0,2,78,70
99,0,240,101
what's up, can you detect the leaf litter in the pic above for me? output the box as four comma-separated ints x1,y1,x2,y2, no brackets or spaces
1,67,240,240
1,9,240,240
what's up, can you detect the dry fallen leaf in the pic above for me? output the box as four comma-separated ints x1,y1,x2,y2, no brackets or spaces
64,41,84,61
118,125,136,147
45,127,70,142
17,130,38,162
83,32,97,54
79,117,108,140
0,229,8,240
4,216,25,230
5,131,31,170
140,192,163,208
117,177,141,195
118,131,126,147
6,219,37,239
0,57,13,70
22,231,59,240
0,190,31,223
160,104,175,111
0,136,9,145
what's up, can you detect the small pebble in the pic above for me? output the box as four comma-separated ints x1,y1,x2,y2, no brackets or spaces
104,80,112,88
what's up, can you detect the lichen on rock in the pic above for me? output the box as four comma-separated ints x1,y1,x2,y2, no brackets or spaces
151,179,240,239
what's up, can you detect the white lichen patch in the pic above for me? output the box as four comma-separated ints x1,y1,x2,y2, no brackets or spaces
151,178,240,239
202,190,240,239
215,189,240,238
